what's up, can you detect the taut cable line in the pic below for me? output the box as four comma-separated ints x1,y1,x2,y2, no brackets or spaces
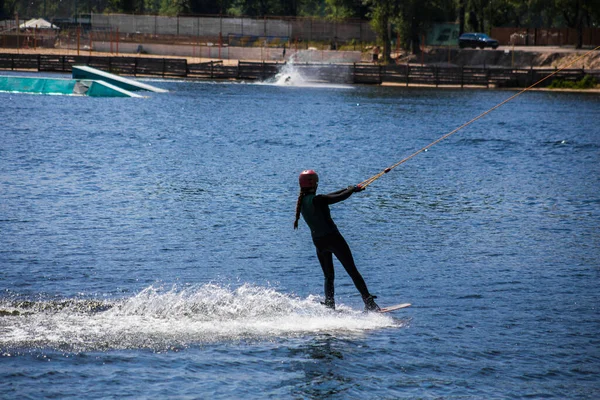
359,45,600,189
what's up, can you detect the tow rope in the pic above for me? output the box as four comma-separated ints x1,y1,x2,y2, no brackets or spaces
359,45,600,189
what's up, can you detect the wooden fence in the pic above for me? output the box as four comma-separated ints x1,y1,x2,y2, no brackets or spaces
0,53,598,88
352,64,599,87
0,53,188,77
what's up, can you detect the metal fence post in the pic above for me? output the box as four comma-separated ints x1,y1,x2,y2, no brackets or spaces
529,67,534,86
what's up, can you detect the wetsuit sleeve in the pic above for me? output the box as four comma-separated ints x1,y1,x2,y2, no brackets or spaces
315,186,355,206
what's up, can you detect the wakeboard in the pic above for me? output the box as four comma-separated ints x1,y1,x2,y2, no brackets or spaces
378,303,411,314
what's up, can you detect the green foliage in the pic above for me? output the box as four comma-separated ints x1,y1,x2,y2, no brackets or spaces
228,0,299,16
324,0,356,20
363,0,401,61
392,0,449,55
143,0,162,13
159,0,188,16
548,75,598,89
188,0,231,14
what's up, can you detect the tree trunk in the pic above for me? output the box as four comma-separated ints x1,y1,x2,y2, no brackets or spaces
576,0,584,49
411,17,420,55
382,20,391,63
459,0,465,34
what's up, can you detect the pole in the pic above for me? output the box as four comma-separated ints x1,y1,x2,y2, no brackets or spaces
397,30,400,60
219,15,223,60
421,35,424,66
196,17,200,62
219,31,222,60
15,12,20,53
511,43,514,69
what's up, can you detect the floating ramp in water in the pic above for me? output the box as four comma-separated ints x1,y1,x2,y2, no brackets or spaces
0,75,143,97
79,79,144,97
0,65,167,97
72,65,168,93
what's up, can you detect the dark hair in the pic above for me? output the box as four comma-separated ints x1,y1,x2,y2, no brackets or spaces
293,191,306,230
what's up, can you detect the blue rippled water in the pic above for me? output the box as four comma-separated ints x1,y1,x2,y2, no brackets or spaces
1,70,599,399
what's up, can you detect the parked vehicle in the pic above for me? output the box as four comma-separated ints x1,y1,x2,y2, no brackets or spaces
459,33,499,49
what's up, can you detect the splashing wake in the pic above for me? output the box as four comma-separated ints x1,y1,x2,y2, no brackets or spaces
264,53,353,89
0,284,405,352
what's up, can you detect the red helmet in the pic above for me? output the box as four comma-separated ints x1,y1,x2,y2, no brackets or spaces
299,170,319,189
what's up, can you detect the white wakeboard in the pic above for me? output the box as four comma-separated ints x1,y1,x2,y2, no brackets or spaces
378,303,411,314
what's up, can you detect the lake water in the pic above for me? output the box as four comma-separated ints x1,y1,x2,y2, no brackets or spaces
1,70,599,399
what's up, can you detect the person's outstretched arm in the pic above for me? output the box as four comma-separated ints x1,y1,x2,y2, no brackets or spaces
317,185,362,205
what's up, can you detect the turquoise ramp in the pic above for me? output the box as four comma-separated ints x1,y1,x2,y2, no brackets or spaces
0,75,142,97
85,80,143,98
72,65,168,93
0,76,76,95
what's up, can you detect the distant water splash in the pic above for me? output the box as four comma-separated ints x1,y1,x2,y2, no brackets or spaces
263,52,353,89
270,61,309,87
0,284,406,352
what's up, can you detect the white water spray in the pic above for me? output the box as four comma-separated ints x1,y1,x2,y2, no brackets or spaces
266,51,353,89
0,284,407,352
270,56,308,87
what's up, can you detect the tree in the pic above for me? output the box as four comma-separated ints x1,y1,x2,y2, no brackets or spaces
364,0,399,62
0,0,6,19
158,0,189,15
325,0,360,19
229,0,285,16
556,0,600,48
187,0,232,14
395,0,448,56
143,0,162,13
457,0,465,33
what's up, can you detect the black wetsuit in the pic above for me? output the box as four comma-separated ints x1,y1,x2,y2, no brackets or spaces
300,186,371,306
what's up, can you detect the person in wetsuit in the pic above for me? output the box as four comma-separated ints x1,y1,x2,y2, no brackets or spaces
293,169,380,312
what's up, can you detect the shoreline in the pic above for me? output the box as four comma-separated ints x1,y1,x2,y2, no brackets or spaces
1,47,599,93
381,81,600,93
4,45,600,68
